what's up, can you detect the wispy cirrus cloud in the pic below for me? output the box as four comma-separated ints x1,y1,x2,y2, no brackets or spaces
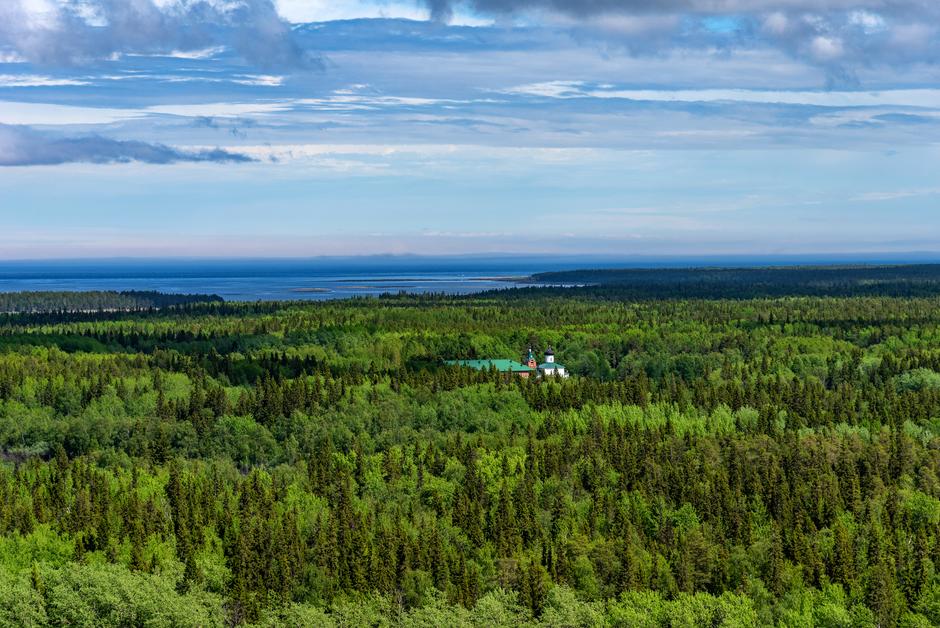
0,74,92,87
852,188,940,202
502,82,940,108
0,124,254,166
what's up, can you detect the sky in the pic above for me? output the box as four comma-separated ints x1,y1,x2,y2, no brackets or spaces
0,0,938,259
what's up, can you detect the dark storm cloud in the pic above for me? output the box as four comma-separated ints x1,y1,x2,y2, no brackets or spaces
0,0,316,68
0,124,255,166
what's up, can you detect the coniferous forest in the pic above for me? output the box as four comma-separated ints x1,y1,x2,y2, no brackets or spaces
1,282,940,626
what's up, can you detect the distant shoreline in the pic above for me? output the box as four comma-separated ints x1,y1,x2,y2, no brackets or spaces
6,263,940,303
332,276,530,283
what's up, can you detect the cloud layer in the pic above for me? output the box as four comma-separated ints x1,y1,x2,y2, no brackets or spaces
423,0,938,16
424,0,940,81
0,8,937,256
0,124,254,166
0,0,935,82
0,0,312,68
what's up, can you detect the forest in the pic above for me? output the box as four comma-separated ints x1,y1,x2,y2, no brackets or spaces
0,284,939,626
0,291,222,314
526,264,940,299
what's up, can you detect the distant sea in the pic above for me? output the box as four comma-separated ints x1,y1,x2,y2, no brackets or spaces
1,254,938,302
0,257,561,302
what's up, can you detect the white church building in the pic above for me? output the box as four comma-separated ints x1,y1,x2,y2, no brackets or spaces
525,347,568,378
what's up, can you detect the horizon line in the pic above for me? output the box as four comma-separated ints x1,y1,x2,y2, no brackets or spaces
3,251,940,264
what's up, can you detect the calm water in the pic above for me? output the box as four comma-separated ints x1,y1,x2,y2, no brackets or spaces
2,255,937,302
0,258,560,301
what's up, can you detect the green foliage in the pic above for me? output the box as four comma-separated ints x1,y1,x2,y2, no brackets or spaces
526,264,940,299
22,562,224,627
0,291,221,315
895,368,940,392
0,292,938,624
0,569,46,627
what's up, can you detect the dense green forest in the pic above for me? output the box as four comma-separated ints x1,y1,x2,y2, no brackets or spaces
0,290,222,314
525,264,940,299
0,288,939,626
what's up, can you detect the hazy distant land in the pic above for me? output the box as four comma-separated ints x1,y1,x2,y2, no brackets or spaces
5,263,940,310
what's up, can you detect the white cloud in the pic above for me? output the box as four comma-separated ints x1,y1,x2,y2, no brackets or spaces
852,188,940,202
810,36,844,62
502,80,584,98
848,11,885,33
0,98,278,127
274,0,490,25
0,101,142,125
0,74,91,87
232,75,285,87
145,102,290,117
275,0,426,22
2,0,310,67
0,123,253,166
549,12,680,36
0,98,289,127
296,92,460,109
125,46,227,60
807,108,940,127
763,12,788,35
183,143,605,170
503,82,940,109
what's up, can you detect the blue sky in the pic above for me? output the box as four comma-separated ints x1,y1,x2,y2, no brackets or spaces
0,0,938,259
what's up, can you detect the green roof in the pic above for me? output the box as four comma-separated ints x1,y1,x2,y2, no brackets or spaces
445,359,534,373
538,363,565,370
